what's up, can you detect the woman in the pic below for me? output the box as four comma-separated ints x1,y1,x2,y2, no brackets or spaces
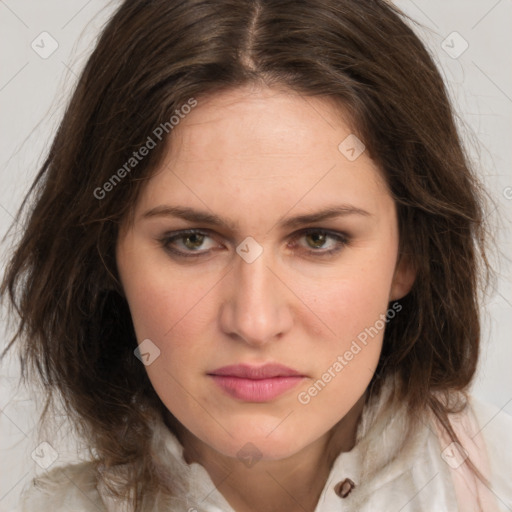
1,0,511,511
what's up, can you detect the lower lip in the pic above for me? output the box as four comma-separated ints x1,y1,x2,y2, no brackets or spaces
209,375,304,402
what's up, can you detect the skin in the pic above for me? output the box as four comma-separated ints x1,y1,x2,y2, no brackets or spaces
116,84,415,512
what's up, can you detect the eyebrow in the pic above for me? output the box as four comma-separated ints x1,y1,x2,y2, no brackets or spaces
141,204,372,231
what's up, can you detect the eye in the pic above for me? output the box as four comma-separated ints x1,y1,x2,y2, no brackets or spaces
158,227,349,260
291,228,348,256
159,229,220,257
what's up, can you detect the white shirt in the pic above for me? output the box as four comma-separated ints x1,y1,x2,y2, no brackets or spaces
20,378,512,511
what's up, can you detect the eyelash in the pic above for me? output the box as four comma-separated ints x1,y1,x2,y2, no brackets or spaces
158,228,349,259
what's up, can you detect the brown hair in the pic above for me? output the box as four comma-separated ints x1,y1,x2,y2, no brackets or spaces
1,0,492,507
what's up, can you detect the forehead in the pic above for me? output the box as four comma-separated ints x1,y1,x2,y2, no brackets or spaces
167,85,357,163
132,85,391,226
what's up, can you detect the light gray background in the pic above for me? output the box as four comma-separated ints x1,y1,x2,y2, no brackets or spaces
1,1,511,509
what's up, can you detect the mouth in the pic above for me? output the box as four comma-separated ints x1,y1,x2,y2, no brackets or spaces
207,363,306,402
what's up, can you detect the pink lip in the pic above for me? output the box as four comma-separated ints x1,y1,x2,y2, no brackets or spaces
208,364,305,402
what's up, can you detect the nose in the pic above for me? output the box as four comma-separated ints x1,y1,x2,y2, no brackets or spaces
219,251,293,346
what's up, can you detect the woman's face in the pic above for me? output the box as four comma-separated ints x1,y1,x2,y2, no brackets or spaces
116,85,414,462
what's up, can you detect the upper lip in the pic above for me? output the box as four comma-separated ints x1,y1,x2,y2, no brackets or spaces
208,364,304,379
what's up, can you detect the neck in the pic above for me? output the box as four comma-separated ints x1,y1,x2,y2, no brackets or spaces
165,393,367,512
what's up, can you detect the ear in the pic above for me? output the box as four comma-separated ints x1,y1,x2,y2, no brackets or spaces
389,254,416,301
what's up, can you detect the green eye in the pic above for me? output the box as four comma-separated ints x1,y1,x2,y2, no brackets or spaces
294,228,349,256
160,229,217,257
183,233,206,250
305,232,328,249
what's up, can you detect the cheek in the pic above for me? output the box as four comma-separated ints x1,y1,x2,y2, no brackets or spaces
120,263,216,404
300,250,397,344
293,249,396,398
119,250,218,345
293,274,392,429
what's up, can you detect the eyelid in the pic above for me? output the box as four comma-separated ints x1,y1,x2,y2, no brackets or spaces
158,228,222,257
287,228,349,254
290,227,349,242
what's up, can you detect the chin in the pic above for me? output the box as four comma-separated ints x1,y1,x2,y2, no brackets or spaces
203,422,315,463
218,439,302,463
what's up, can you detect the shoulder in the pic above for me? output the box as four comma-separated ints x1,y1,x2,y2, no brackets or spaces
467,395,512,475
450,394,512,510
468,394,512,438
20,461,105,512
